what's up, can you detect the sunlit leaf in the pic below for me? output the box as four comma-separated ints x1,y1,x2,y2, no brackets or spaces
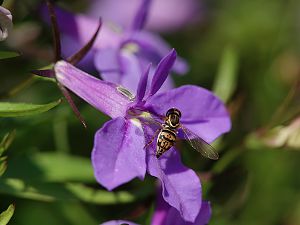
4,152,94,182
0,51,19,60
0,204,15,225
213,46,239,103
65,183,137,204
0,178,152,204
0,100,61,117
0,159,7,176
0,130,16,156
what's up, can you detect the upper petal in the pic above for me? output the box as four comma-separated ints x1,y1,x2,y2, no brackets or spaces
136,63,151,102
94,48,120,73
148,49,176,97
95,49,143,95
92,117,146,190
147,148,202,222
129,31,189,74
55,60,130,118
43,6,123,51
88,0,201,33
145,85,231,143
131,0,151,31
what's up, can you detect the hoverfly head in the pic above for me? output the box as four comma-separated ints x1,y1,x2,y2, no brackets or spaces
166,108,181,128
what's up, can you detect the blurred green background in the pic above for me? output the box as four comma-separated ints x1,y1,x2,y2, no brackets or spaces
1,0,300,224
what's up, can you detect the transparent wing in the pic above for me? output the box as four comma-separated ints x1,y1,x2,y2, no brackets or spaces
129,109,165,128
132,111,164,149
180,125,219,160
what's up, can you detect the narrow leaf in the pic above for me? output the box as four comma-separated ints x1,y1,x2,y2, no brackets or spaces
0,179,152,204
0,100,61,117
0,160,7,176
0,204,15,225
0,51,19,60
213,46,239,103
0,130,16,155
4,152,94,182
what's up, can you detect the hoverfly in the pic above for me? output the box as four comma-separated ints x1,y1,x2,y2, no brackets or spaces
116,86,219,160
142,108,219,160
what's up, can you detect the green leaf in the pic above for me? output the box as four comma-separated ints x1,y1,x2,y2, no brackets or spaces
4,153,95,182
0,204,15,225
213,45,239,103
0,51,20,60
0,160,7,176
0,100,61,117
65,183,140,204
0,130,16,156
0,179,152,204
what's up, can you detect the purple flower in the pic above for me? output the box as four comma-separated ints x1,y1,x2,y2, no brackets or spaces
100,189,211,225
88,0,202,33
46,0,188,94
101,221,138,225
54,49,231,222
151,188,212,225
0,6,13,41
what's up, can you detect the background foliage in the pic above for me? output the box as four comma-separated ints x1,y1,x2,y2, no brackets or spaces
1,0,300,224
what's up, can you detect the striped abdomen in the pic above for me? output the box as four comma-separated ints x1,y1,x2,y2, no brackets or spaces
156,127,177,158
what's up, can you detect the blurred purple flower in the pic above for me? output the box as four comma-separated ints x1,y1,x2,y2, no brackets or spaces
0,6,12,41
46,0,188,94
101,221,138,225
88,0,202,33
54,49,230,222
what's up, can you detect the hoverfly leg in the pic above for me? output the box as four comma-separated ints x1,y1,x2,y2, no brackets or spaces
144,129,160,149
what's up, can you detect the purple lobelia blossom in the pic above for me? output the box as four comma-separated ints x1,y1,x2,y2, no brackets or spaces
54,49,231,222
100,190,211,225
100,221,138,225
0,6,12,41
45,0,188,94
88,0,202,33
151,188,212,225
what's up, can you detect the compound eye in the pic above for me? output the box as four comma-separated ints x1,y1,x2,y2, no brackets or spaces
170,114,179,125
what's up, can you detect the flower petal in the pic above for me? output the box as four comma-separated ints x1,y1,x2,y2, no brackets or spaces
92,117,146,190
145,85,231,143
136,63,151,102
43,6,122,51
0,6,13,41
129,31,189,74
147,149,202,222
101,220,139,225
148,49,177,97
96,50,143,94
94,48,120,73
54,60,130,118
131,0,151,31
88,0,201,33
151,191,212,225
